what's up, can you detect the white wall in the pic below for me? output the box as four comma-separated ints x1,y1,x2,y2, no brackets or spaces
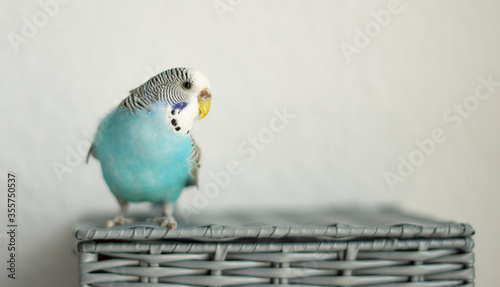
1,0,498,286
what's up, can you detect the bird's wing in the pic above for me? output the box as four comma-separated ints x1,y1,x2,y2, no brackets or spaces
86,144,96,164
186,137,201,187
86,109,115,164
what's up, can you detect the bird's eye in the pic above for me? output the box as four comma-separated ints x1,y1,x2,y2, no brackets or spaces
182,82,192,89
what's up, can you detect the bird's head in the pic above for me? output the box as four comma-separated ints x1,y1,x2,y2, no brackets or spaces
169,68,212,120
127,67,212,119
125,68,212,134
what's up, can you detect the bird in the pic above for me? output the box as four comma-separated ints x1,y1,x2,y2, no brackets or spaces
86,67,212,229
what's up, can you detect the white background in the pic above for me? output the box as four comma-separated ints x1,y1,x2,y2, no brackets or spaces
1,0,499,286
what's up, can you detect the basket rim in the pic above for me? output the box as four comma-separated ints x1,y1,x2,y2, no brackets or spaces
75,208,475,242
78,237,475,253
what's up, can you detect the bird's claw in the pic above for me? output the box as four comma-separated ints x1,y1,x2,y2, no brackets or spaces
147,216,177,230
106,216,135,228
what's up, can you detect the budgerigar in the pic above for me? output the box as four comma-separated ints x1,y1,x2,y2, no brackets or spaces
87,68,212,229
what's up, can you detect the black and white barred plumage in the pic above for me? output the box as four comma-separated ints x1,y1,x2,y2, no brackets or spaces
121,67,196,111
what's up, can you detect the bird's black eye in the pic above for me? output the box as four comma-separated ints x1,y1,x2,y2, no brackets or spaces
182,82,192,89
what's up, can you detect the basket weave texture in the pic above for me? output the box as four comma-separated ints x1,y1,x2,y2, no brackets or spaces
76,208,475,286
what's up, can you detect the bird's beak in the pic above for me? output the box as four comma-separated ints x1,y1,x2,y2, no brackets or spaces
198,88,212,120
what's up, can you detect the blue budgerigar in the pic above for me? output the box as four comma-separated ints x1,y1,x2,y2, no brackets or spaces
87,68,212,229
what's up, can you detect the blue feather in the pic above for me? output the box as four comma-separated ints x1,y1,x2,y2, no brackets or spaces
92,104,193,203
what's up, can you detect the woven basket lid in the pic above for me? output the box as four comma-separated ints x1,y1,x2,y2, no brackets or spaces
75,207,474,242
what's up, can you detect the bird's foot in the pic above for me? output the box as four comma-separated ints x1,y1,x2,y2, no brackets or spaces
147,216,177,230
106,216,135,228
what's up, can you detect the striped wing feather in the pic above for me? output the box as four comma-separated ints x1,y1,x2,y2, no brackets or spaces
186,137,201,187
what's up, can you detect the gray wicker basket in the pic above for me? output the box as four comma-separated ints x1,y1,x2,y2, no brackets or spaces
76,208,475,286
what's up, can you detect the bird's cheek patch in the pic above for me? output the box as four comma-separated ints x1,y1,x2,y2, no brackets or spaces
172,102,188,112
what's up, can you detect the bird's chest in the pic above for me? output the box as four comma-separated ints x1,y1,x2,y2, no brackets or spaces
99,108,192,167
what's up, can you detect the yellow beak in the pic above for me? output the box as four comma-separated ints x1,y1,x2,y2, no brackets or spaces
198,88,212,119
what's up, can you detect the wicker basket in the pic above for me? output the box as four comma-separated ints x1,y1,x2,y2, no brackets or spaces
76,208,475,286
